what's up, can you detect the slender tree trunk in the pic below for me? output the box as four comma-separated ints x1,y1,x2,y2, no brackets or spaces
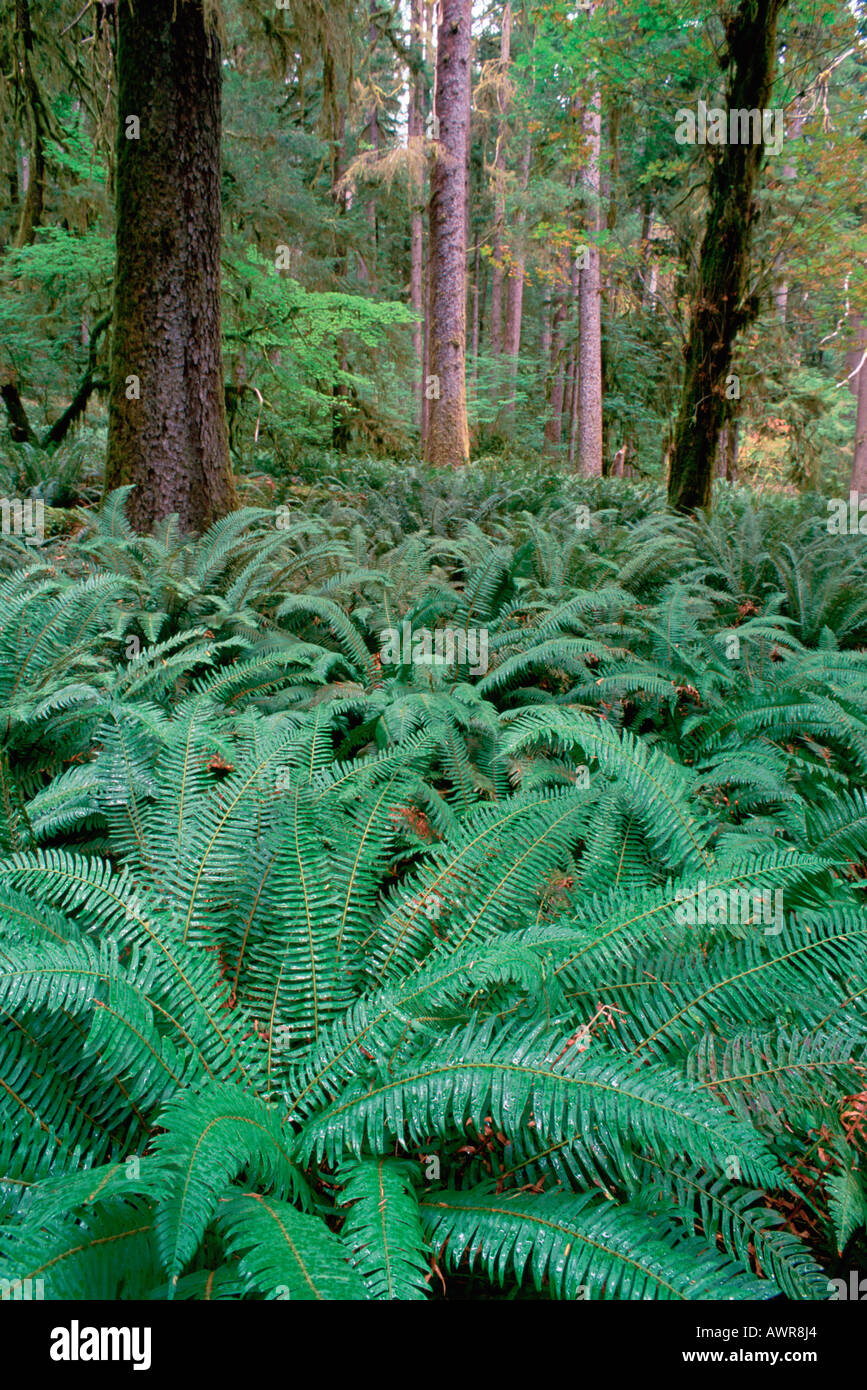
359,0,380,288
603,97,620,309
568,359,580,468
409,0,425,424
471,234,481,383
850,320,867,492
773,107,804,326
578,89,603,477
564,247,581,462
425,0,471,468
420,0,435,450
544,270,567,450
105,0,236,532
639,199,654,306
502,134,531,416
667,0,788,513
489,1,512,360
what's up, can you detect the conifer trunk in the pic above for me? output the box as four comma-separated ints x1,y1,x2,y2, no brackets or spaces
105,0,237,532
578,89,603,477
489,1,511,360
409,0,425,422
424,0,471,468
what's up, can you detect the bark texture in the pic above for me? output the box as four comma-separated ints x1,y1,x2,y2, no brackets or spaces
425,0,472,468
578,90,603,477
409,0,425,420
667,0,788,513
489,1,512,360
105,0,237,533
14,0,46,248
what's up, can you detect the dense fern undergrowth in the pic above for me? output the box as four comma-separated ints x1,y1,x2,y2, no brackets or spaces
1,466,867,1301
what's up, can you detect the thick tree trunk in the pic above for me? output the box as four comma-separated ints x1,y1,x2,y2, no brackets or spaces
578,90,603,477
667,0,788,513
425,0,471,468
0,380,36,443
725,417,739,481
105,0,237,533
13,0,46,249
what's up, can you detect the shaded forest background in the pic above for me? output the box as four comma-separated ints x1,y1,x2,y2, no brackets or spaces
1,0,866,514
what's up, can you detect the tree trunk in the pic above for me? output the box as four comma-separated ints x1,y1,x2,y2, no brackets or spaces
725,417,739,481
471,234,481,383
409,0,425,423
544,272,567,451
13,0,46,249
0,379,35,443
501,135,531,417
772,107,804,326
359,0,380,289
568,357,580,468
850,320,867,493
424,0,472,468
604,97,620,309
489,1,511,360
105,0,237,532
667,0,788,513
420,0,435,451
578,89,603,477
639,199,654,306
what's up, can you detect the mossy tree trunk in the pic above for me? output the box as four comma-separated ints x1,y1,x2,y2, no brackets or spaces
13,0,46,249
667,0,787,514
105,0,237,533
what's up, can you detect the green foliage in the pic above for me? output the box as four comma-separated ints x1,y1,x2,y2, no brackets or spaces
1,472,866,1300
